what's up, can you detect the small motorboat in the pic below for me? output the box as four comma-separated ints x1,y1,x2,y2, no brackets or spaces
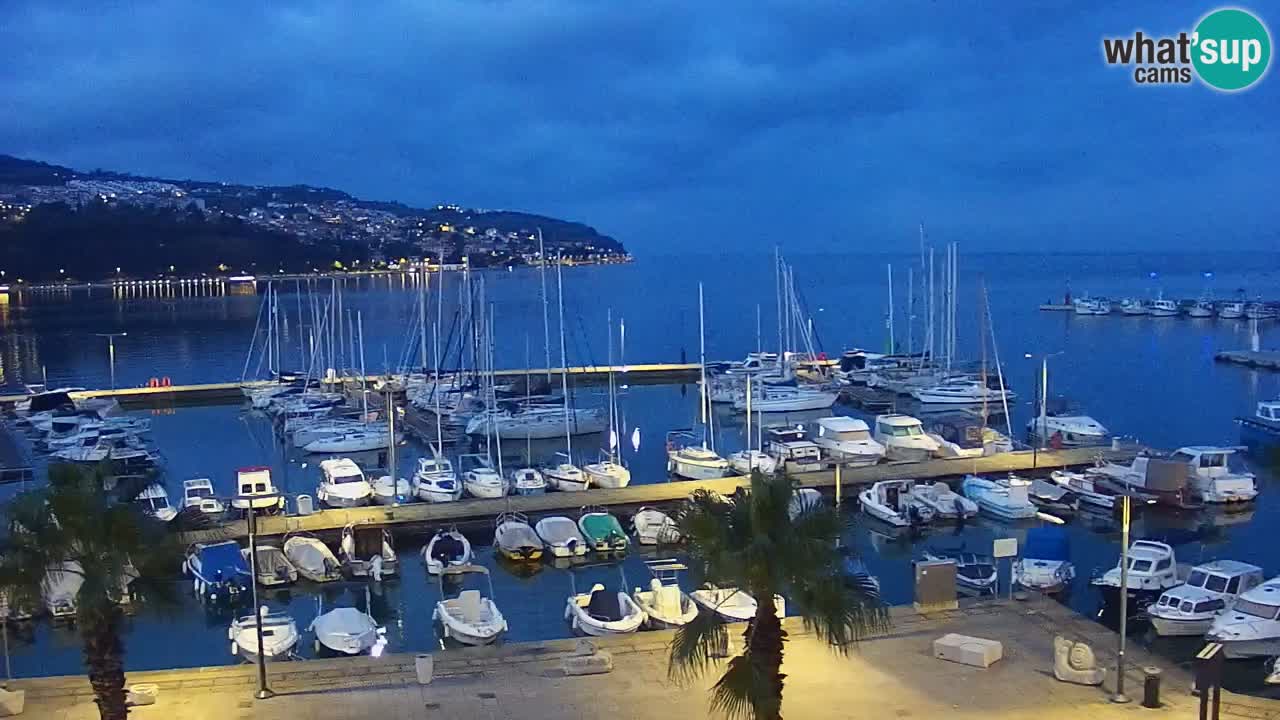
578,506,629,553
316,458,373,508
859,479,935,528
565,568,646,636
339,524,398,580
1027,478,1078,521
1090,540,1184,611
960,475,1037,520
632,560,699,629
911,481,978,521
807,416,885,466
632,507,681,546
282,534,343,583
788,488,824,519
184,541,252,604
310,605,383,656
231,466,287,515
242,544,298,586
134,483,178,523
181,478,226,516
1149,560,1264,637
509,467,547,496
422,528,472,575
689,585,786,622
412,456,461,503
872,414,941,462
371,474,412,506
494,512,543,563
460,453,506,499
229,610,299,662
1014,526,1075,594
924,550,998,595
727,449,778,476
1207,576,1280,658
535,516,589,558
433,565,508,646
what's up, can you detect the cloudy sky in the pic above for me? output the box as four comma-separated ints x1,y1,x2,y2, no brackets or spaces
2,1,1276,252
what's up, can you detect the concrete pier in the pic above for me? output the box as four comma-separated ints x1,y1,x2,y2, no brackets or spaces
1216,350,1280,371
19,596,1270,720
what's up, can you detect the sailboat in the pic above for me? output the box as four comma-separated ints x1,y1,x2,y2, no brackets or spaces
728,375,779,475
509,338,549,496
544,254,591,492
584,310,631,489
668,284,729,480
463,296,507,500
412,315,461,503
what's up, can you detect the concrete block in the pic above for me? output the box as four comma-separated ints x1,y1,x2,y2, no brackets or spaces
415,654,435,685
0,688,24,716
933,633,1003,668
126,684,159,706
562,651,613,676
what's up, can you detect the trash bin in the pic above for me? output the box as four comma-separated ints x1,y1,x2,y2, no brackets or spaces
296,494,314,516
1142,666,1162,708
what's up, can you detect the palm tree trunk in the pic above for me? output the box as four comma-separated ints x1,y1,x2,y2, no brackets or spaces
79,601,129,720
746,593,787,720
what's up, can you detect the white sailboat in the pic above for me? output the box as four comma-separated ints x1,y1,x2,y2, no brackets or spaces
668,284,729,480
583,310,631,489
728,376,780,475
545,254,589,491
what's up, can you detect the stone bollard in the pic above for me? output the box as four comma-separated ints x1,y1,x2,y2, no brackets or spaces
562,639,613,676
0,687,25,717
415,654,435,685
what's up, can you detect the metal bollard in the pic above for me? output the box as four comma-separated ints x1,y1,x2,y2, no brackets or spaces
1142,666,1162,708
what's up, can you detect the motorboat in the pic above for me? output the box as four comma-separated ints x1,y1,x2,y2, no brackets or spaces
834,349,913,384
632,507,682,545
535,515,589,558
1013,527,1074,594
1245,302,1278,320
764,426,824,473
43,562,84,619
1119,298,1148,315
412,455,461,503
434,565,508,646
1167,446,1257,504
51,436,111,463
229,610,299,662
1148,299,1179,317
494,512,543,563
243,544,297,586
508,467,547,496
565,577,646,636
859,479,934,528
371,474,412,505
1072,298,1111,315
1207,577,1280,658
134,483,178,523
422,528,472,575
728,449,779,475
924,551,997,594
632,560,699,629
1049,469,1154,510
578,507,629,553
1089,454,1203,510
310,606,382,656
316,458,372,508
339,524,397,580
544,452,590,492
960,475,1037,520
1186,299,1215,318
282,534,342,583
926,415,1013,458
689,585,786,622
807,416,886,466
583,451,631,489
183,541,252,604
666,431,729,480
1150,561,1264,637
1026,410,1109,447
460,453,506,499
1218,301,1246,319
303,427,391,454
788,488,824,519
231,466,286,514
181,478,225,516
872,414,940,462
911,481,978,520
1091,540,1184,609
911,378,1014,405
731,385,838,413
1026,478,1078,521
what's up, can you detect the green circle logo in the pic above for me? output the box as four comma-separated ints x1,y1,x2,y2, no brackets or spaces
1193,8,1272,91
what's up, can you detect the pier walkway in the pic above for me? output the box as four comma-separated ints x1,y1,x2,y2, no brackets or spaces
20,596,1268,720
178,446,1118,544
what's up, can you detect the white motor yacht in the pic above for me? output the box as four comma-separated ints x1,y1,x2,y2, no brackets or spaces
1150,561,1264,637
872,414,940,462
1027,412,1109,446
316,458,372,508
459,454,506,499
1090,540,1183,609
1072,298,1111,315
1168,446,1257,504
412,456,461,503
1208,577,1280,658
181,478,226,516
807,416,885,466
1119,298,1148,315
1218,301,1246,319
1148,299,1179,317
134,483,178,523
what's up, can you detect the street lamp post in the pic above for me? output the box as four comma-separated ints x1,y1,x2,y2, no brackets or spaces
235,490,281,701
1112,494,1132,704
95,332,128,390
1024,351,1063,467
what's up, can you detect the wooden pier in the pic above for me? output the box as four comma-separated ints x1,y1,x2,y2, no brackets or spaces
177,446,1121,545
1215,350,1280,371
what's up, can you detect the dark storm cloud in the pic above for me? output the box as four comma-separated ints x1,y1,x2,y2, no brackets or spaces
2,1,1276,251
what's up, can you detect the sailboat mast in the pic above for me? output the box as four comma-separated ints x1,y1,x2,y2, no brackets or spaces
745,374,753,460
981,282,1015,439
539,229,552,382
887,264,895,354
775,247,783,358
906,266,914,358
418,265,428,374
555,253,572,459
357,311,368,418
606,308,617,462
698,282,710,450
433,320,443,455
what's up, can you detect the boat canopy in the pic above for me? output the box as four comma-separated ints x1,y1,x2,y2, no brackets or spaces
200,541,249,576
1022,527,1069,562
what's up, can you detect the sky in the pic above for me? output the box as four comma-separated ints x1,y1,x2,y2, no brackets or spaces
2,1,1277,253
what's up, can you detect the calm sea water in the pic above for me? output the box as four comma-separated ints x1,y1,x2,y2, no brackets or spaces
2,251,1280,687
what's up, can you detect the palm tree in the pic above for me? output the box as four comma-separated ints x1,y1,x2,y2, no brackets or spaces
669,472,889,720
0,464,179,720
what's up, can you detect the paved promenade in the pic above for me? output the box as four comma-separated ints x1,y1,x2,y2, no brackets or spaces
16,598,1279,720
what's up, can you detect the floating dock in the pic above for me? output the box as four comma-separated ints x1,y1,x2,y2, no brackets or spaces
1215,350,1280,371
177,446,1122,545
1038,303,1074,312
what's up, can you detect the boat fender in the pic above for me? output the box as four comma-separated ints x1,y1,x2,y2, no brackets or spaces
161,377,172,387
230,641,238,656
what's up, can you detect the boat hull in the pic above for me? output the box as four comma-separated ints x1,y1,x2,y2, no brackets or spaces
1149,615,1214,637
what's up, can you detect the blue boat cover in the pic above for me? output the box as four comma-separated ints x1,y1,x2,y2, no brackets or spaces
200,541,249,576
1023,527,1069,561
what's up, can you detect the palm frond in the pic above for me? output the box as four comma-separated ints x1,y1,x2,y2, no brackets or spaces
708,648,784,720
667,606,730,685
790,574,890,653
